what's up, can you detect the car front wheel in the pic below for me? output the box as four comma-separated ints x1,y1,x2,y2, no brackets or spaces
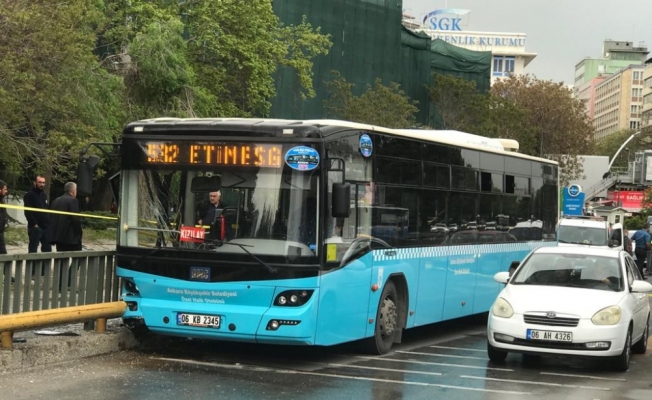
632,316,649,354
487,341,508,362
613,328,632,372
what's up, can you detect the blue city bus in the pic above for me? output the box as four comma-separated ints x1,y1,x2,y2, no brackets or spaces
114,118,559,354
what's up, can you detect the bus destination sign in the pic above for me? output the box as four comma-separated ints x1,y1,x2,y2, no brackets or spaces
144,142,284,168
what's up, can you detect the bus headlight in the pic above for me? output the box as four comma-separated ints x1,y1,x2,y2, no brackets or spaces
274,290,314,307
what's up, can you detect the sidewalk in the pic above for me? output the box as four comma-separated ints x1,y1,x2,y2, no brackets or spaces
0,319,138,373
1,240,134,373
5,240,116,255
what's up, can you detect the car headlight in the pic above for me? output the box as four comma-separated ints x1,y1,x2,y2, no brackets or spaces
491,297,514,318
591,306,621,325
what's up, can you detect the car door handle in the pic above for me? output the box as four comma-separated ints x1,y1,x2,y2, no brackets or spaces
385,250,396,257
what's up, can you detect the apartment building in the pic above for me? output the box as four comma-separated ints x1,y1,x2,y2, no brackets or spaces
593,65,645,140
642,57,652,129
575,40,648,88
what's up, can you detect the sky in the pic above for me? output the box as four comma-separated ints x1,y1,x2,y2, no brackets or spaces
402,0,652,85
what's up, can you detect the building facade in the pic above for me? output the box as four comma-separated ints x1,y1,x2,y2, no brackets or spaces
574,40,648,88
576,76,607,120
593,64,645,140
405,10,536,85
642,57,652,129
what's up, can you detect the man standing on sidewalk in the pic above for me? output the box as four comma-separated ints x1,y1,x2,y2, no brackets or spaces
0,180,8,254
631,223,650,278
48,182,82,252
48,182,83,290
23,175,51,253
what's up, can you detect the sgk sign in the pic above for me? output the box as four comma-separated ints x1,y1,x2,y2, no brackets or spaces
422,8,470,31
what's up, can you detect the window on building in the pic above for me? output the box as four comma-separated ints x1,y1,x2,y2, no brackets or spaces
493,57,503,76
504,57,515,75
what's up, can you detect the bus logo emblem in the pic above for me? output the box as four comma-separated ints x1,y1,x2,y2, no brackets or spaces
360,134,373,157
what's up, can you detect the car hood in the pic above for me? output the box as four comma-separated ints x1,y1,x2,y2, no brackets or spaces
500,284,626,317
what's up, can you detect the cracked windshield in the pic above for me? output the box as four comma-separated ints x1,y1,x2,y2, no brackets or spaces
119,160,319,259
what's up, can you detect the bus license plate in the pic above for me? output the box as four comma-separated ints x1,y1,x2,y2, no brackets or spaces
177,313,221,328
526,329,572,342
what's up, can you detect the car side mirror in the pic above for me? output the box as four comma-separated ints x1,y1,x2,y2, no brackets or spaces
631,280,652,293
494,271,510,284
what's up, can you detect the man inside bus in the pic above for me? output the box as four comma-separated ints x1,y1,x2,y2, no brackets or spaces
198,190,226,226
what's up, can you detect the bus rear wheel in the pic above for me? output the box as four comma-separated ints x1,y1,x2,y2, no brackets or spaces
362,280,399,355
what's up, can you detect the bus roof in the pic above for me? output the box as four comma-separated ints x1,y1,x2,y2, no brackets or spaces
126,117,557,165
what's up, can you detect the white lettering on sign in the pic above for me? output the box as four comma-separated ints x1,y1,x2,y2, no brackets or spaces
450,257,475,265
166,287,238,303
180,226,205,243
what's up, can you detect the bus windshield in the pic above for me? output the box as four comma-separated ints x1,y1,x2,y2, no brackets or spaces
119,166,320,261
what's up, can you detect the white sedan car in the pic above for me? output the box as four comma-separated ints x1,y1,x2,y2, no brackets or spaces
487,246,652,371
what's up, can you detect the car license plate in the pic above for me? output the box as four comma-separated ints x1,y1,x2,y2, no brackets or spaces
177,313,221,328
526,329,572,342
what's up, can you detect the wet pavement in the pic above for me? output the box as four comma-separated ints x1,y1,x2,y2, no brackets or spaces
1,313,651,400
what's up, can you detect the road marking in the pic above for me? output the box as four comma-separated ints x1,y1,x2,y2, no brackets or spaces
540,372,626,382
461,375,610,391
154,357,530,395
327,363,443,376
397,350,487,360
429,345,486,352
355,356,514,372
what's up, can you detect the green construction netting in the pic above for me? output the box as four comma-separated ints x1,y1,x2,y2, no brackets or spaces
271,0,490,128
430,39,492,94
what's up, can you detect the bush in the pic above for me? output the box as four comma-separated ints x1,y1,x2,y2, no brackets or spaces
81,211,119,230
625,215,648,231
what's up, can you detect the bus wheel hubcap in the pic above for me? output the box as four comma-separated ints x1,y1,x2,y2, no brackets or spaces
380,298,397,337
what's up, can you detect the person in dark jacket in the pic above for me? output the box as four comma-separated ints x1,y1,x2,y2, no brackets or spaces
48,182,82,252
0,180,8,254
23,175,51,253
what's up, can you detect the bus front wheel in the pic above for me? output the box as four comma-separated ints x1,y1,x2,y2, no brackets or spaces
362,280,399,355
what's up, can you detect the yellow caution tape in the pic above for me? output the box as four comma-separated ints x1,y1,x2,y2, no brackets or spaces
0,203,118,220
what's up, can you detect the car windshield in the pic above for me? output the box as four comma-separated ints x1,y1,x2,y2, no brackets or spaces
558,226,608,246
511,253,623,291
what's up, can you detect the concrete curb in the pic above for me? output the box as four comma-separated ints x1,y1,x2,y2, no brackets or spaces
0,325,138,373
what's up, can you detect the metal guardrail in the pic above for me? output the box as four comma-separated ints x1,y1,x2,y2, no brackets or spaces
0,301,127,349
0,251,120,316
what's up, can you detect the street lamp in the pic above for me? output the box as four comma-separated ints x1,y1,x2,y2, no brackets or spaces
604,130,641,179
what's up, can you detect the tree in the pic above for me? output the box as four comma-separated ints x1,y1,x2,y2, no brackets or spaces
324,71,419,128
0,1,331,203
0,0,125,187
425,73,489,131
100,0,332,120
490,75,595,185
593,129,636,168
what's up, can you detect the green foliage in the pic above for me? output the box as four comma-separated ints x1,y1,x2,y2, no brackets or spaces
490,75,595,185
81,211,119,230
639,187,652,217
0,0,123,182
625,215,647,231
425,73,488,131
0,1,331,189
324,72,419,128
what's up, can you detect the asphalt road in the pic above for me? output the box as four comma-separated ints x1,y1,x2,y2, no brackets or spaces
1,311,651,400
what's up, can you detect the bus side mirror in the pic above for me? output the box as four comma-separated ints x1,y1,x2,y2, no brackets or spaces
77,155,100,197
332,183,350,218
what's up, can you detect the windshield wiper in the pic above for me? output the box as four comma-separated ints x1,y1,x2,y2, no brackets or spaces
131,243,204,267
206,239,277,274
